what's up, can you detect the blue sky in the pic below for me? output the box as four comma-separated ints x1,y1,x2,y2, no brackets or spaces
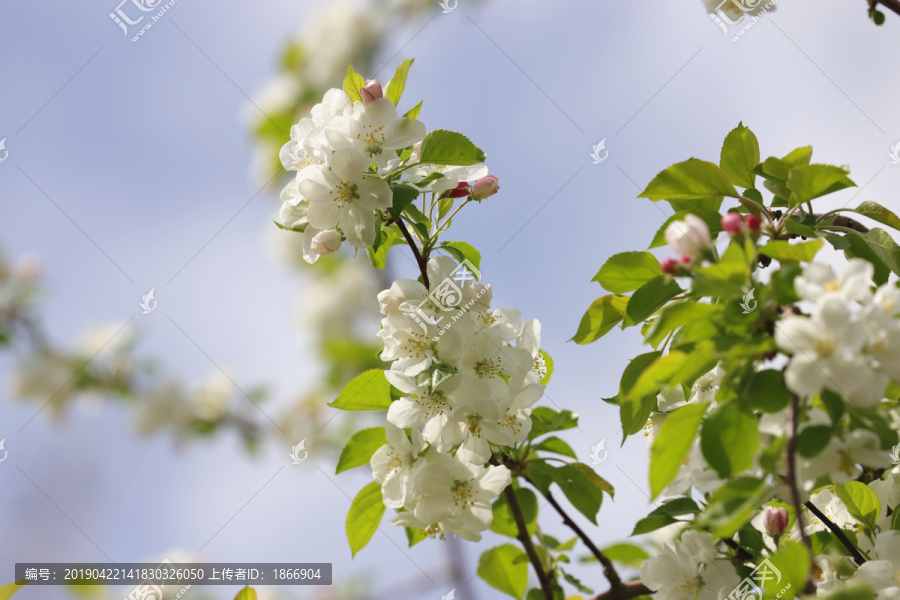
2,0,899,598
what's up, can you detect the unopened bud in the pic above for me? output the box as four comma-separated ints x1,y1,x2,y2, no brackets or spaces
745,214,762,233
448,182,470,198
763,506,789,536
661,258,680,276
471,175,499,200
311,229,342,255
721,212,743,235
360,80,383,105
665,214,712,261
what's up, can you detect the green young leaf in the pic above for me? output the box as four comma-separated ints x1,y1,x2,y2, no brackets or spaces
651,496,701,516
550,463,613,524
625,276,683,324
477,544,528,599
346,481,386,557
796,425,832,458
618,351,661,440
699,477,770,538
786,164,855,207
853,200,900,231
234,588,257,600
625,344,717,402
532,436,577,459
405,526,429,547
758,240,823,262
632,513,678,535
384,58,414,106
690,262,750,299
842,231,891,285
865,228,900,276
491,488,539,537
441,241,482,275
571,295,628,344
387,183,420,220
0,583,27,600
539,350,554,385
644,302,719,348
593,251,662,293
650,403,708,498
336,427,387,474
834,481,881,531
330,370,393,411
649,210,723,249
720,122,760,189
418,129,486,166
597,543,649,568
343,65,366,102
746,370,791,413
528,407,579,439
763,541,810,600
403,100,423,119
701,402,759,478
639,158,739,202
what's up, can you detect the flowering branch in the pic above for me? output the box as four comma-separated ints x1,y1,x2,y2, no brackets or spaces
503,485,554,600
395,219,430,288
803,500,866,565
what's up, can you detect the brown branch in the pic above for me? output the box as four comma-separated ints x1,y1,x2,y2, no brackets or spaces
503,485,553,600
591,580,653,600
396,219,430,288
786,392,816,591
804,500,866,565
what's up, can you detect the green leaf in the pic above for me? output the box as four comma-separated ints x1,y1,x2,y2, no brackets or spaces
639,158,739,202
405,526,429,547
853,200,900,231
234,588,257,600
650,403,708,498
0,583,27,600
419,129,486,166
625,344,717,402
786,164,855,207
571,295,629,344
701,402,759,478
865,227,900,276
478,545,528,599
720,122,760,188
763,541,809,600
700,477,770,538
796,425,832,458
842,231,891,285
491,488,539,537
551,463,613,524
758,240,823,263
626,276,683,324
347,481,386,557
690,262,749,298
746,370,791,413
632,513,678,535
330,370,393,411
597,544,649,568
645,302,719,348
343,65,366,102
441,241,482,275
529,407,579,439
618,352,662,440
593,251,662,293
384,58,414,106
533,436,577,459
651,496,701,516
368,225,400,269
540,350,554,385
388,183,420,220
834,481,881,531
336,427,387,474
403,100,423,119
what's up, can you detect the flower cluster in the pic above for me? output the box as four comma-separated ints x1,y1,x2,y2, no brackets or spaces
370,256,546,540
775,259,900,407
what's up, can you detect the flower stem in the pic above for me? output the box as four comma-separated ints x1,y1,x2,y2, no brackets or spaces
396,218,430,288
803,500,866,565
503,485,554,600
786,392,815,584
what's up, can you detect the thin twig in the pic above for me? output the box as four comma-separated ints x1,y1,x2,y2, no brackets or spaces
873,0,900,16
590,580,653,600
786,392,815,585
396,219,430,288
503,486,554,600
804,501,866,565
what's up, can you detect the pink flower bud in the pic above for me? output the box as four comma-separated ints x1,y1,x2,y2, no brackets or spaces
745,214,762,233
661,258,680,276
471,175,500,200
311,229,342,255
360,80,383,105
664,215,712,261
680,255,692,264
763,506,789,536
721,212,743,235
448,182,470,198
